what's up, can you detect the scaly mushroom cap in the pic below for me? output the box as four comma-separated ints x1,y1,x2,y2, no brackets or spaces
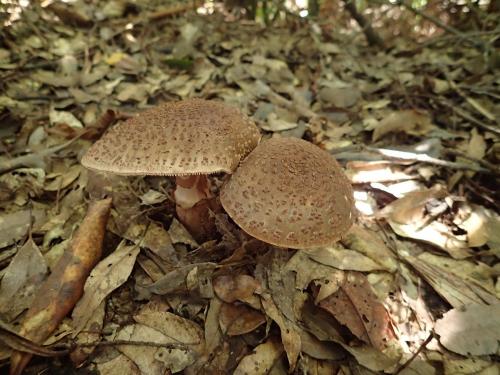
220,137,356,249
81,99,261,176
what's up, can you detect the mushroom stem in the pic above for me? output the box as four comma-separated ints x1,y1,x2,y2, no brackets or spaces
174,175,212,209
174,175,218,242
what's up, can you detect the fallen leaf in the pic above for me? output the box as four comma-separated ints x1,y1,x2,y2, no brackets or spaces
219,302,266,336
308,245,384,272
213,274,261,303
372,110,434,141
234,337,283,375
97,354,140,375
0,239,47,320
72,241,140,335
115,323,193,374
0,209,46,248
341,225,398,272
10,198,112,375
435,303,500,356
261,293,301,370
317,272,393,351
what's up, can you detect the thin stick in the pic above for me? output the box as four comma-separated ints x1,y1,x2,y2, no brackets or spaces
393,332,434,375
395,0,486,51
332,144,495,174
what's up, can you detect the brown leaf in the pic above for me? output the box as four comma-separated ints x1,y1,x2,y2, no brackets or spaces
219,303,266,336
0,239,47,320
260,293,301,370
9,198,112,375
71,241,140,335
317,271,393,350
372,110,434,141
234,337,283,375
213,274,261,303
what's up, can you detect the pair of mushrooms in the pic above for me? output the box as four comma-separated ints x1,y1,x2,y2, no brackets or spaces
82,99,356,249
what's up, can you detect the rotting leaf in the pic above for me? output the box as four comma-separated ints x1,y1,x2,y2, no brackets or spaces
0,209,46,248
317,271,393,351
400,243,497,308
143,262,217,295
115,323,193,374
70,301,105,366
341,225,398,273
233,337,284,375
260,293,301,370
96,354,140,375
371,110,434,141
219,302,266,336
213,274,261,304
9,198,112,375
307,245,383,272
0,239,47,321
71,241,140,335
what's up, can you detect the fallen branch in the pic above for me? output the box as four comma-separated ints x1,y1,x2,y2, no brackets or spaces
0,135,82,174
342,0,385,48
393,0,486,51
332,144,495,174
439,98,500,136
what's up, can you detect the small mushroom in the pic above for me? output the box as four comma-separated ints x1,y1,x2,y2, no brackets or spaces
81,98,261,241
220,137,356,249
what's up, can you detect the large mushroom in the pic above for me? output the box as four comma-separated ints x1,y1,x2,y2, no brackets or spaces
81,99,261,241
220,137,356,249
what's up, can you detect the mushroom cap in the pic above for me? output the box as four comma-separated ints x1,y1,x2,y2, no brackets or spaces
81,99,261,176
220,137,356,249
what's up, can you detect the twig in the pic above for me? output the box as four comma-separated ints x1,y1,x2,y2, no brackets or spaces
0,136,83,174
332,144,494,174
239,80,318,119
394,0,486,51
444,77,497,122
393,332,434,375
439,98,500,136
444,149,500,175
421,28,500,48
342,0,385,48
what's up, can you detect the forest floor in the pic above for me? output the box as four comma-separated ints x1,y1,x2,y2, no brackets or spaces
0,1,499,374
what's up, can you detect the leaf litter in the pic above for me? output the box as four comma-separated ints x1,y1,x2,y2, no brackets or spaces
0,0,499,374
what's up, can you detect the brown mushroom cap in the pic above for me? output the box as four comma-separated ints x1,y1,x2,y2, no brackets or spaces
220,137,356,249
81,99,261,176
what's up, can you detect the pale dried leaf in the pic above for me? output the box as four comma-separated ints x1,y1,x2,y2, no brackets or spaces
234,338,284,375
261,293,301,370
0,209,45,248
372,110,434,141
435,303,500,356
0,239,47,319
72,242,140,334
97,354,140,375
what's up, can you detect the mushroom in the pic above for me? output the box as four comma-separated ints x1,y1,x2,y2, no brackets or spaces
220,137,356,249
81,99,261,241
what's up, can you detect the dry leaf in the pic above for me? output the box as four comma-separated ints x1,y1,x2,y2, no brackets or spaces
0,209,45,248
115,323,193,374
317,272,393,351
10,198,112,375
219,302,266,336
435,303,500,356
97,354,140,375
213,274,261,303
372,110,434,141
72,241,140,335
234,337,283,375
0,239,47,320
261,293,301,370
